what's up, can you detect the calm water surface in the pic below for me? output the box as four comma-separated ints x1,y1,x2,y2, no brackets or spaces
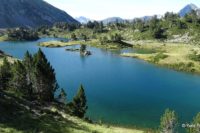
0,38,200,129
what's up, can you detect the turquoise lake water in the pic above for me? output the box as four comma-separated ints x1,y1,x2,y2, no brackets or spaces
0,38,200,130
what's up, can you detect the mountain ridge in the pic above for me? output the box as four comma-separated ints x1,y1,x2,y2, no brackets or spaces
80,3,200,24
179,3,199,17
0,0,79,28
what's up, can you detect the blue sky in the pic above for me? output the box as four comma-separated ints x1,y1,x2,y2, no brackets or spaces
44,0,200,20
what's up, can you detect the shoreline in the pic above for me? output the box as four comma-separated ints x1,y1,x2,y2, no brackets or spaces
39,39,124,50
121,42,200,74
2,38,200,75
39,38,200,75
0,89,145,133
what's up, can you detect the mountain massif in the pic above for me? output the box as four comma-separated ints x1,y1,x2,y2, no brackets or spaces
179,3,200,17
0,0,79,28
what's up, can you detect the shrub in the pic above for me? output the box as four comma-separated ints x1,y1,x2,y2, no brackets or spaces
160,109,178,133
8,27,39,41
152,53,168,63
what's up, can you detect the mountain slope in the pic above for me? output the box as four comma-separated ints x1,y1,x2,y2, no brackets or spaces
179,3,199,17
0,0,79,28
0,90,144,133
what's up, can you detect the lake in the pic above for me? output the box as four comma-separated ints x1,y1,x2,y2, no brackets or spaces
0,38,200,130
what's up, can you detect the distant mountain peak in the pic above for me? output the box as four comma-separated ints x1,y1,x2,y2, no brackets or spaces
75,16,91,24
188,3,198,9
102,17,125,25
179,3,199,17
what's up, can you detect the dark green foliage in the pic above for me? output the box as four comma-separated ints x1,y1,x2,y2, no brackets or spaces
167,62,195,73
22,51,35,100
53,22,79,31
68,84,88,118
100,36,109,45
33,48,58,102
110,33,123,43
151,53,168,63
0,51,89,120
80,44,87,53
86,21,96,29
189,51,200,61
80,33,88,41
152,26,167,39
37,25,50,35
176,20,188,29
160,109,178,133
164,12,180,22
2,49,59,102
184,10,199,24
99,34,128,47
99,22,104,32
95,21,104,33
10,61,29,95
149,16,159,31
0,58,12,90
86,21,104,33
7,27,39,41
134,19,146,32
71,33,77,40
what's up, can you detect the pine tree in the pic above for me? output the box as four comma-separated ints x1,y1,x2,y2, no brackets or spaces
80,44,87,54
152,25,167,39
0,58,12,90
23,51,34,99
69,84,88,118
11,61,28,95
71,33,77,40
33,48,58,102
187,113,200,133
160,109,178,133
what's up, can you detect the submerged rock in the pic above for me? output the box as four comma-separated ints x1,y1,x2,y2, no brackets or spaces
85,51,92,56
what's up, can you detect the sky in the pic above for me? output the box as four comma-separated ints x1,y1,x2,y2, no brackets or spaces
44,0,200,20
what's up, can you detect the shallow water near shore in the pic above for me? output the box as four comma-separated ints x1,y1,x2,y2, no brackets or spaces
0,38,200,130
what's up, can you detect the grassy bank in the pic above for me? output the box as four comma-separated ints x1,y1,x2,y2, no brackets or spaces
121,42,200,74
0,35,8,41
0,50,16,65
0,90,144,133
39,39,121,50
